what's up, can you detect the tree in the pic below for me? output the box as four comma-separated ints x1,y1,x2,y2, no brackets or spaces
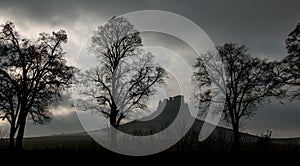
0,70,18,149
77,16,166,133
194,43,283,151
276,23,300,98
0,22,76,149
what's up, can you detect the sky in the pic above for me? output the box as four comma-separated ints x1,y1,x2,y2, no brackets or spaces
0,0,300,138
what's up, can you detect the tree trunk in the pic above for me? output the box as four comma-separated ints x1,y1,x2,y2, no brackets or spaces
110,111,117,128
109,109,118,146
232,122,240,152
9,125,16,149
16,116,27,150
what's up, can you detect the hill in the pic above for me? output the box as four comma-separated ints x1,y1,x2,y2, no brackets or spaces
13,95,300,153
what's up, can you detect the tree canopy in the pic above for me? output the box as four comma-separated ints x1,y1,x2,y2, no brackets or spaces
0,21,76,149
77,17,167,129
194,43,284,151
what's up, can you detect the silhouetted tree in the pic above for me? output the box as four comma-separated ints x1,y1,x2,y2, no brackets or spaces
276,23,300,99
0,22,76,149
0,71,18,148
194,43,284,151
77,17,166,134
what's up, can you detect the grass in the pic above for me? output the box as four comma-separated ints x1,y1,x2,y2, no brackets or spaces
0,134,300,164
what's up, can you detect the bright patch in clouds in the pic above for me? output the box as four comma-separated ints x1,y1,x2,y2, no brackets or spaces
50,106,75,117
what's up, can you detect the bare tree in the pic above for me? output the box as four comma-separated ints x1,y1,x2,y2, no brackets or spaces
0,21,76,149
194,43,284,151
275,23,300,99
0,72,18,148
77,16,167,132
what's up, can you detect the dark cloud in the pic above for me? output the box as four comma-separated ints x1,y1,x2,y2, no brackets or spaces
1,0,299,60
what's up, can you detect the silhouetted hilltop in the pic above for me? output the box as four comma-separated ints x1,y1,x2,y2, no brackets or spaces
118,95,189,135
119,95,258,143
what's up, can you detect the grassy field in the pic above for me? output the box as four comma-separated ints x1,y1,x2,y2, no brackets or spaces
1,134,300,164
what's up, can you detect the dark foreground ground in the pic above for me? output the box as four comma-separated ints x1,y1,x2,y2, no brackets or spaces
1,135,300,164
0,149,299,165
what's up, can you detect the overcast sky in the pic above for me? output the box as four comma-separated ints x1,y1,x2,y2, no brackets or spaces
0,0,300,138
